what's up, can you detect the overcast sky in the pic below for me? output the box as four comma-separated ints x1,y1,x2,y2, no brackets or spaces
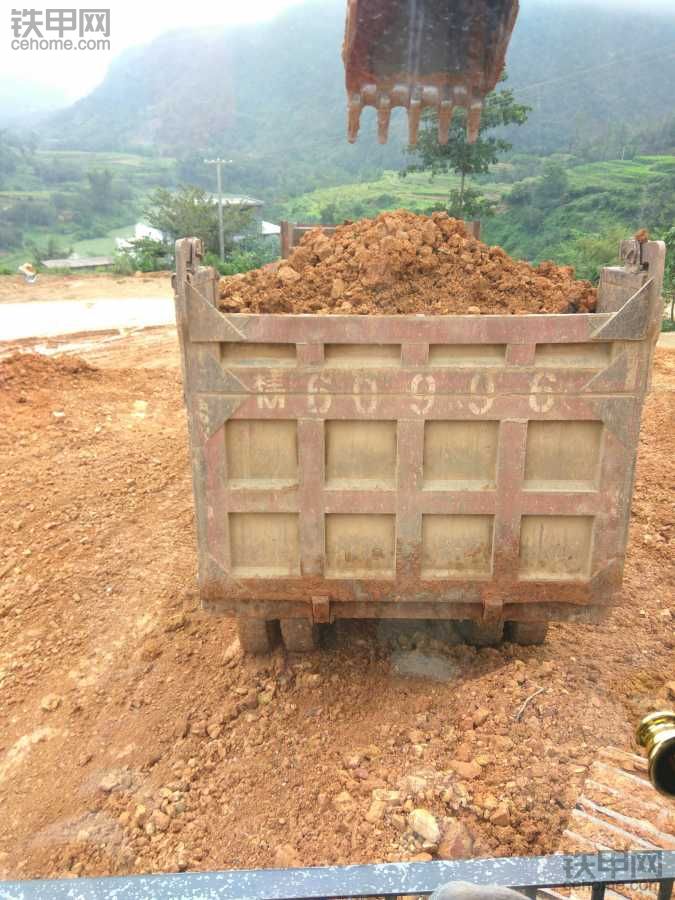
2,0,674,102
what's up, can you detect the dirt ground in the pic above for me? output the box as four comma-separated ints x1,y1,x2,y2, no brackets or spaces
0,336,673,882
0,272,171,304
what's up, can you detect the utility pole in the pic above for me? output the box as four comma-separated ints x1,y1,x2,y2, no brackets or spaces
204,158,233,262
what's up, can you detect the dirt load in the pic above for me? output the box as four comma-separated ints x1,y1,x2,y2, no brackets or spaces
0,343,673,881
219,211,597,316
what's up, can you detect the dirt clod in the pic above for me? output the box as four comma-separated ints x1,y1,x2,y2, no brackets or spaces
218,211,597,316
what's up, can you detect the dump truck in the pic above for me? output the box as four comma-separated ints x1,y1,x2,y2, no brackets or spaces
173,234,665,653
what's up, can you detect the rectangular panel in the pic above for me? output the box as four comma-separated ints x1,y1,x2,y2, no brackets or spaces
226,420,298,487
422,515,494,578
429,344,506,367
230,513,300,577
519,516,593,580
534,343,612,369
325,421,397,489
325,514,395,578
424,421,499,490
221,342,296,367
525,421,603,491
324,344,401,368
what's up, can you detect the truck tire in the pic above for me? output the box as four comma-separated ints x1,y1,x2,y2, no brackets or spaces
458,619,504,647
280,618,319,652
505,621,549,645
236,617,275,655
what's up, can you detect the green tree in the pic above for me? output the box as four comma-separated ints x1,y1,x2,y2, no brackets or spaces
144,185,254,256
405,77,530,219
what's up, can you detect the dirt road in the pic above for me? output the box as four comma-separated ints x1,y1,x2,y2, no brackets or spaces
0,338,672,881
0,272,171,304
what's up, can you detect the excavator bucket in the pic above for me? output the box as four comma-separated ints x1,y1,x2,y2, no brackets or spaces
343,0,519,145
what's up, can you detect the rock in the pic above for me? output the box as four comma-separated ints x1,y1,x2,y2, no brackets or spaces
132,805,148,827
409,852,433,862
207,723,222,740
331,278,345,300
274,844,301,868
333,791,355,809
373,789,402,805
152,810,170,832
399,775,427,796
666,681,675,701
467,306,481,315
278,266,300,284
473,707,490,727
449,760,482,780
222,640,240,665
408,808,440,844
490,804,510,827
365,799,387,823
98,770,130,793
40,694,61,712
437,819,474,860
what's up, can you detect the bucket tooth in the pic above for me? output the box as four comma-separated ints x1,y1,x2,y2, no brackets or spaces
438,101,454,145
467,101,483,143
347,93,362,143
408,87,423,145
377,94,392,144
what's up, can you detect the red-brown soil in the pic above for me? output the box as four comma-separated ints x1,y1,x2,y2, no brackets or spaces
219,212,597,316
0,344,672,882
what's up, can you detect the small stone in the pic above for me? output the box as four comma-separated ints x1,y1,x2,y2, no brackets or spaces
365,799,386,823
274,844,301,868
98,770,129,793
437,820,474,860
449,760,482,780
333,791,355,809
152,810,170,832
467,306,481,315
666,681,675,701
207,723,222,739
133,805,148,827
223,641,240,665
40,694,61,712
331,278,345,299
473,707,490,727
278,266,300,284
373,789,402,805
490,804,510,827
409,852,433,862
408,809,440,844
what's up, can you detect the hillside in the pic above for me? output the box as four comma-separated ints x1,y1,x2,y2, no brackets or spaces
45,0,675,197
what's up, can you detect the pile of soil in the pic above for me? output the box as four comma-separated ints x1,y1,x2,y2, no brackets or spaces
218,211,597,316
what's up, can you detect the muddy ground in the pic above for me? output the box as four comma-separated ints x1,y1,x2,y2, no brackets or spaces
0,335,673,881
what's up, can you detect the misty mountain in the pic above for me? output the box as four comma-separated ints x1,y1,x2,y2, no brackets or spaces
0,80,69,128
44,0,675,192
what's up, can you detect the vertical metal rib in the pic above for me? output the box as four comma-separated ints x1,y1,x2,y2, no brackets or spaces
591,883,606,900
658,879,674,900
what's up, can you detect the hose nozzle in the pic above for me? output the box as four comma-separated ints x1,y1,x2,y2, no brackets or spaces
636,710,675,798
